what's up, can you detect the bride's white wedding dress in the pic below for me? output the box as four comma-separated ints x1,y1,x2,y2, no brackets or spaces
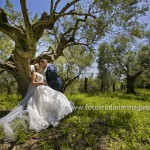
0,73,74,141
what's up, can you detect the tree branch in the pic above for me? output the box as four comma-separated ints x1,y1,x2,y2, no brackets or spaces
50,0,54,14
35,51,54,62
32,21,57,42
63,74,81,91
71,17,87,39
20,0,34,48
49,31,59,43
55,28,96,57
20,0,31,28
63,6,96,45
49,0,55,22
54,0,61,12
59,0,79,14
33,1,78,42
66,42,92,47
62,27,74,37
32,1,96,43
66,31,97,48
0,61,16,75
133,70,143,79
0,21,24,42
57,11,96,19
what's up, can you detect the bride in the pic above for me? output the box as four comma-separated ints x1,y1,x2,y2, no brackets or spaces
0,64,74,142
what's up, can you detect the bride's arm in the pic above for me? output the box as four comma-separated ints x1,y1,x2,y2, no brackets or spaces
32,72,45,85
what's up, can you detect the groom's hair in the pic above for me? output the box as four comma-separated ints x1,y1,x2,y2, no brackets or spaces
40,59,47,64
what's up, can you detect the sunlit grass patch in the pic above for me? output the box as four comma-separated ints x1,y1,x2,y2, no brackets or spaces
0,94,21,111
0,89,150,149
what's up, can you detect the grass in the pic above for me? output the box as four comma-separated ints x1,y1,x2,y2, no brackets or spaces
0,89,150,149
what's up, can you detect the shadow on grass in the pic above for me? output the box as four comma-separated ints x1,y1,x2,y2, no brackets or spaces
0,111,10,118
0,109,146,149
86,111,138,149
34,111,137,149
0,110,16,149
0,141,17,150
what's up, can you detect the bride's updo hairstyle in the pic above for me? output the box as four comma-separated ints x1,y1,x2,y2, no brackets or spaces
34,63,39,71
30,63,39,75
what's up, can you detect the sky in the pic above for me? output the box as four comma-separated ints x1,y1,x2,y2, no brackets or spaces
0,0,150,77
1,0,150,24
0,0,65,15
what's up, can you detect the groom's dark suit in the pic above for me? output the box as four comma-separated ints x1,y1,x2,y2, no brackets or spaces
46,64,63,93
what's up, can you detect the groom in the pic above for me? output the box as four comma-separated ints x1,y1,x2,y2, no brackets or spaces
39,58,63,93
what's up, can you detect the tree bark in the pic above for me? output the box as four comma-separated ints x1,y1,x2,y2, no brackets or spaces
13,51,31,97
113,82,115,92
14,70,31,97
4,47,32,97
101,81,104,91
7,86,11,95
0,60,31,97
126,76,136,94
126,70,143,94
84,77,88,93
62,74,80,92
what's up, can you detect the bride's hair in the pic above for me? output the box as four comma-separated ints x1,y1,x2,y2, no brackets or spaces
34,63,39,71
30,63,39,75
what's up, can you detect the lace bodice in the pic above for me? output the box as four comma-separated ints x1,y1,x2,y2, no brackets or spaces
35,73,44,82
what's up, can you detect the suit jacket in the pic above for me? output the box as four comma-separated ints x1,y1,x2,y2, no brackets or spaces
46,64,62,92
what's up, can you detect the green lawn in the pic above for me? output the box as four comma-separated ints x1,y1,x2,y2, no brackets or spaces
0,89,150,150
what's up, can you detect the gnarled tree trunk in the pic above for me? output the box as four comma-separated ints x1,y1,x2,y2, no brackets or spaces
7,48,33,97
13,60,31,97
126,70,143,94
126,76,136,94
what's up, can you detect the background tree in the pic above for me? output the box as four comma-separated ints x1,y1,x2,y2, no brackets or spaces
97,43,113,92
135,45,150,89
0,70,17,94
109,36,150,94
136,70,150,89
55,45,94,92
97,42,121,92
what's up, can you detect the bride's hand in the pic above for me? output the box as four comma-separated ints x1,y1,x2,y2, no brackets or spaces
40,81,46,85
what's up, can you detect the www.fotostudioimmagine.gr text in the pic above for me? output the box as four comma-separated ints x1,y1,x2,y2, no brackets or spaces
73,105,150,111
